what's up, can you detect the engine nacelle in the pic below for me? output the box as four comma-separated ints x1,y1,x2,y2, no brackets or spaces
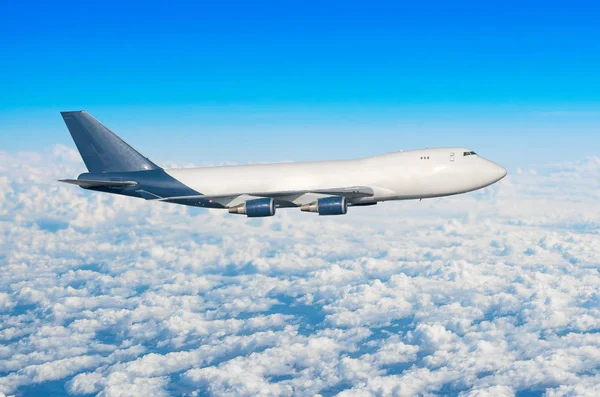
228,198,276,217
301,196,347,215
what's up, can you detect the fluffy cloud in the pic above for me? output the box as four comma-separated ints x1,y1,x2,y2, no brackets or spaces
0,146,599,396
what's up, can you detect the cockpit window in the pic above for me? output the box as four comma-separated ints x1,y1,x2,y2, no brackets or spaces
463,151,477,156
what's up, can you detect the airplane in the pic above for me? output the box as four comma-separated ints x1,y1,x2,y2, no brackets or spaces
59,111,507,217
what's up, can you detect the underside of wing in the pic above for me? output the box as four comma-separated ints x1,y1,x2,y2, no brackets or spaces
308,186,374,198
58,179,138,188
155,186,375,206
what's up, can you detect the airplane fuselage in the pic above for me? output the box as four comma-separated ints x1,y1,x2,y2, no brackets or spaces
163,147,506,207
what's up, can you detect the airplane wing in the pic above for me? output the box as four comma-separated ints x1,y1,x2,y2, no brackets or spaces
154,186,375,205
58,179,138,188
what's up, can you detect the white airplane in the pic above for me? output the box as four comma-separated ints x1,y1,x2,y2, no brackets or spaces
59,111,507,217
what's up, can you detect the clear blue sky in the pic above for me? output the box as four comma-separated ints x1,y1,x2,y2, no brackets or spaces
1,1,599,168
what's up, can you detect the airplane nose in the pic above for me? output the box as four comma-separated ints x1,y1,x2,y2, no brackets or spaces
497,165,507,180
483,161,507,185
471,159,507,188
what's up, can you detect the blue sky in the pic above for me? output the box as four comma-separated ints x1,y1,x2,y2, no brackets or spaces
1,1,599,168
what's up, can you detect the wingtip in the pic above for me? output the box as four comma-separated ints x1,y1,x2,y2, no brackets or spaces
60,110,85,116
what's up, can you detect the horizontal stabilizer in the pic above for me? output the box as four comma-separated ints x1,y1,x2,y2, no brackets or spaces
58,179,138,188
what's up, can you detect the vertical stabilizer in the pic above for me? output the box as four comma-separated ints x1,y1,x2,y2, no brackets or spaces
60,111,160,173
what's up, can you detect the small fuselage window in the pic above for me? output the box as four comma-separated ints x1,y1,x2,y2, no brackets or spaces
463,151,477,156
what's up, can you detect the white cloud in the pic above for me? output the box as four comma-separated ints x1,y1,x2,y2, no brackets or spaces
0,146,599,396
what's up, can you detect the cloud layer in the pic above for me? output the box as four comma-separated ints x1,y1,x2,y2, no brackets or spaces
1,146,599,397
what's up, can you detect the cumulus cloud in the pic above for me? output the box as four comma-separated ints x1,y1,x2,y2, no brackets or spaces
0,147,599,396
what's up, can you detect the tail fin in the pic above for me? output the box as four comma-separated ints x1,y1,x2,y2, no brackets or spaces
60,111,160,173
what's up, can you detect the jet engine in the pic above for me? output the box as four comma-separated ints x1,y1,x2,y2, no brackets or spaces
228,198,276,217
301,196,347,215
